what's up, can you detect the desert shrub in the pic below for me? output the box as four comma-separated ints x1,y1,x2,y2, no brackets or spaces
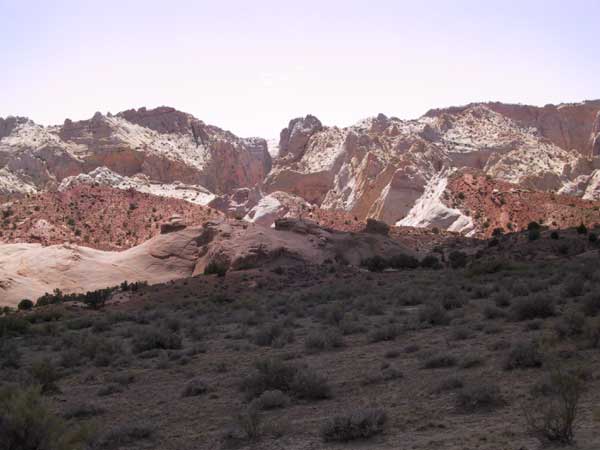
583,318,600,348
253,323,283,347
384,349,401,358
483,306,506,320
434,376,464,393
98,424,153,449
493,290,511,308
468,257,510,276
576,223,588,235
97,383,124,397
550,231,560,240
82,288,112,309
388,254,419,270
460,354,485,369
338,316,366,335
528,229,541,241
181,378,208,397
132,327,182,353
581,292,600,316
59,348,84,369
440,292,466,310
17,299,34,311
35,289,65,307
563,275,585,298
589,232,598,243
449,251,467,269
241,358,297,399
91,318,111,333
0,315,30,337
0,386,92,450
66,317,94,330
528,221,541,231
0,341,21,369
321,408,386,442
511,295,555,321
236,405,262,441
554,312,585,339
361,256,388,272
368,324,401,343
420,254,441,269
305,329,344,352
204,261,227,277
525,367,584,445
451,326,473,341
241,358,330,400
504,341,543,370
289,367,332,400
423,354,457,369
419,303,450,326
29,358,62,395
253,390,290,410
456,383,505,412
63,403,105,420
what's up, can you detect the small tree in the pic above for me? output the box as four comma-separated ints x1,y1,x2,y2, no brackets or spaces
17,299,34,311
576,223,588,235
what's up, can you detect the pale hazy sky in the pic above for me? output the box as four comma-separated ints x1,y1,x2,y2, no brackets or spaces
1,0,599,138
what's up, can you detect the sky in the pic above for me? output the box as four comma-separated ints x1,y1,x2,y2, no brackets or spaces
1,0,599,138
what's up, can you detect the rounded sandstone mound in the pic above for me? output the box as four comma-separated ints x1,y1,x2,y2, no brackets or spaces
0,218,414,306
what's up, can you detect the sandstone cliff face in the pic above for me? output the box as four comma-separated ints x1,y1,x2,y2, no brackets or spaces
426,100,600,157
265,103,596,229
0,107,271,198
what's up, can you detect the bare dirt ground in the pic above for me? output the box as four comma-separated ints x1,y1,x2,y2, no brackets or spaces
2,236,600,450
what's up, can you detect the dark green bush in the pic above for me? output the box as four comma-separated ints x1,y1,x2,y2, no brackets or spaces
576,223,588,235
17,299,34,311
204,261,228,277
361,256,388,272
132,327,182,353
388,254,419,270
449,251,468,269
511,295,555,321
420,254,441,269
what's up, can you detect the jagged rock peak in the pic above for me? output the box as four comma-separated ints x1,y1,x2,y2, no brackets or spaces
0,116,31,140
117,106,200,135
279,114,323,159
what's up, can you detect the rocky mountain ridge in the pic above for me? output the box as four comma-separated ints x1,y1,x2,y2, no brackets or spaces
2,101,600,238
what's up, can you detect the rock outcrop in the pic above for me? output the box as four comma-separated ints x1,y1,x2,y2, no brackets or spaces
0,217,414,306
265,102,600,230
0,107,271,199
